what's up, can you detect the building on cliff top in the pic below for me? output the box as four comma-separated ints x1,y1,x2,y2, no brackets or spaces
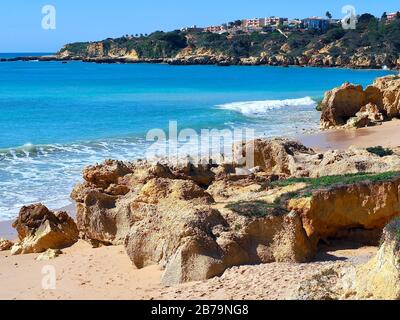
204,25,227,34
301,17,330,31
387,11,400,21
181,25,204,33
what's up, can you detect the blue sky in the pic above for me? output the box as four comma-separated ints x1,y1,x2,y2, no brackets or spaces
1,1,399,52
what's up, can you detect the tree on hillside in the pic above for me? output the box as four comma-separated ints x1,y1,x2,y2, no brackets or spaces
326,11,332,19
381,12,387,22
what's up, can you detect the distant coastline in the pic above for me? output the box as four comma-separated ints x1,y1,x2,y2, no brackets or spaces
1,53,399,71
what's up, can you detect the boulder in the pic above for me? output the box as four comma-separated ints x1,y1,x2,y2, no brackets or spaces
350,218,400,299
0,238,13,251
320,83,367,128
11,204,78,254
308,148,400,178
124,178,226,283
239,139,400,178
345,114,372,128
364,86,384,110
235,138,315,176
320,75,400,129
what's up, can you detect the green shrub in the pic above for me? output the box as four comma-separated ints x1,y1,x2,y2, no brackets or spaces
226,200,286,218
366,146,394,157
273,171,400,188
271,171,400,200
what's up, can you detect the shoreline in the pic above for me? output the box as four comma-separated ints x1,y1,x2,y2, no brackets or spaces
298,119,400,151
1,119,400,240
1,55,399,71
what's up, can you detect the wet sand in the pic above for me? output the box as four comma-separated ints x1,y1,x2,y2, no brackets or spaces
298,119,400,151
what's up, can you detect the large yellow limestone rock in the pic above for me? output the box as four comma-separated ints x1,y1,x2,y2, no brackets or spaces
124,177,313,285
289,177,400,245
339,218,400,300
372,75,400,118
11,204,78,255
320,83,367,128
320,75,400,129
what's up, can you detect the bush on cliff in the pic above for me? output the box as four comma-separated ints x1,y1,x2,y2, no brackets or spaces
366,146,394,157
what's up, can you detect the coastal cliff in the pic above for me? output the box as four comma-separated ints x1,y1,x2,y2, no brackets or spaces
52,15,400,69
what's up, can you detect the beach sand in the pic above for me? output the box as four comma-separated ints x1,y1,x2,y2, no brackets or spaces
298,119,400,151
0,239,376,300
0,240,163,300
0,121,398,300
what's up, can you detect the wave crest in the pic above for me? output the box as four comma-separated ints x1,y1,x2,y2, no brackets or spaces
217,97,317,117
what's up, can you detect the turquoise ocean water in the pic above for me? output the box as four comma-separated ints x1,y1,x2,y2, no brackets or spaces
0,55,394,220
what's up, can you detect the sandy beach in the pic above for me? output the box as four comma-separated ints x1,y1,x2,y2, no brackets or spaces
0,238,376,300
0,240,163,300
298,119,400,151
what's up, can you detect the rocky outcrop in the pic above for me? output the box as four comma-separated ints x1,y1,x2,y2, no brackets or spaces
320,83,367,128
11,204,78,255
71,159,225,245
239,139,400,178
124,177,313,285
235,138,316,176
72,152,317,284
70,138,400,284
288,177,400,246
320,75,400,129
0,238,13,251
296,218,400,300
348,218,400,299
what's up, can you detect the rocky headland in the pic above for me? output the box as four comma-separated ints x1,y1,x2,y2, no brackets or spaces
2,15,400,69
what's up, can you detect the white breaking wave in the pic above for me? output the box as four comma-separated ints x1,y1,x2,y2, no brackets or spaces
217,97,317,117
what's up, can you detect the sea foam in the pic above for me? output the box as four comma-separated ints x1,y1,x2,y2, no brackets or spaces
217,97,317,117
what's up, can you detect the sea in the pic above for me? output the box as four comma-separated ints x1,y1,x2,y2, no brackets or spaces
0,52,394,221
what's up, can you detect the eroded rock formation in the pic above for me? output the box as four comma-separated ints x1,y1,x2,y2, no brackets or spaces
349,218,400,299
288,178,400,246
11,204,78,255
70,137,400,284
296,218,400,300
320,75,400,129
